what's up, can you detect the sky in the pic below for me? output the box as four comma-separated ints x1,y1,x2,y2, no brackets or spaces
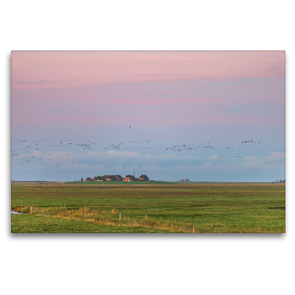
11,51,285,182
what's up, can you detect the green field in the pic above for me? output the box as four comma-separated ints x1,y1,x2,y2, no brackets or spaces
11,182,285,233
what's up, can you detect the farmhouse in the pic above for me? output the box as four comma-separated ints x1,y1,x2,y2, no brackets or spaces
93,176,105,181
139,174,149,181
85,174,149,182
123,174,136,182
115,175,123,181
103,175,123,181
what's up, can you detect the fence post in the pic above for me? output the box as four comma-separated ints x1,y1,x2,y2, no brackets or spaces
161,216,163,221
193,227,195,233
145,215,147,220
119,213,121,221
30,206,33,214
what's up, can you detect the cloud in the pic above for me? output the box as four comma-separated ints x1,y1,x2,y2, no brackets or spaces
270,152,284,157
31,150,42,157
209,155,218,159
14,163,44,170
203,162,213,169
17,150,207,172
241,152,285,170
245,156,256,160
12,147,285,182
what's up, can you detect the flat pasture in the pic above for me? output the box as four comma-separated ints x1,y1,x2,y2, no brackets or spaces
11,182,285,233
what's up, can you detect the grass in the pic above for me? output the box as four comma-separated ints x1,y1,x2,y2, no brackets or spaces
11,182,285,233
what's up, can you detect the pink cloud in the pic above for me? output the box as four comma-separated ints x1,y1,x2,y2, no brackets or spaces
209,155,219,159
11,51,285,90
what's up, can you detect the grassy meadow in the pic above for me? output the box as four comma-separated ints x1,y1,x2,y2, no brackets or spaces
11,182,285,233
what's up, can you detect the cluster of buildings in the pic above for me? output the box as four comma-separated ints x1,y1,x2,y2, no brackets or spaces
83,174,149,182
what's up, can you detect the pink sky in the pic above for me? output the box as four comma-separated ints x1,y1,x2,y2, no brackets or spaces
11,51,285,182
11,51,284,90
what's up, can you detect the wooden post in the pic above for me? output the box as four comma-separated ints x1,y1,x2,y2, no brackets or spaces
119,213,121,221
193,227,195,233
161,216,163,221
30,206,33,214
145,215,147,220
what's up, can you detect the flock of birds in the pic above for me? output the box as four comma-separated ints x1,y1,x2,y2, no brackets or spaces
11,134,285,165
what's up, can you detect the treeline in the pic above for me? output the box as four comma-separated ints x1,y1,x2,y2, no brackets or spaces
84,174,149,182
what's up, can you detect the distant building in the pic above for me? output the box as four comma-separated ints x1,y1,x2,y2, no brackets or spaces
103,175,123,181
81,178,83,182
123,174,136,182
115,175,123,181
139,174,149,181
180,179,189,182
84,174,149,182
93,176,105,181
